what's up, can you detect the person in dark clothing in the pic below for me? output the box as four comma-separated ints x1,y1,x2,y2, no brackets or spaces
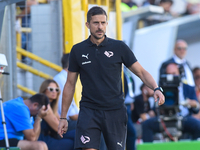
58,6,165,150
131,84,155,139
132,84,155,123
144,0,174,26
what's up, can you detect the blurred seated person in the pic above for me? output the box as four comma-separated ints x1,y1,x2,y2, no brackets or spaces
38,79,75,150
159,0,173,13
131,84,155,138
121,0,138,12
145,0,174,26
192,67,200,119
142,63,200,142
132,84,155,123
183,1,200,16
0,94,49,150
54,54,79,131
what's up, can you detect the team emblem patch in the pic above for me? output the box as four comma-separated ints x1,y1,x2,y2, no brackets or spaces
104,51,114,58
80,135,90,144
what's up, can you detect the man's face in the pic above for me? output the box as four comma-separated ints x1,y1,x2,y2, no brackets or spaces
194,69,200,88
160,2,172,12
29,102,40,116
174,41,187,59
86,15,107,40
166,64,180,75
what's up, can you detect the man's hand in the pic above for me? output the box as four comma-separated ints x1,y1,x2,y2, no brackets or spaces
180,98,199,108
38,104,50,118
187,99,199,108
154,90,165,106
58,119,68,138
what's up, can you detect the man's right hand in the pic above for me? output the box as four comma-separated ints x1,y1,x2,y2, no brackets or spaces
38,104,50,118
58,119,68,138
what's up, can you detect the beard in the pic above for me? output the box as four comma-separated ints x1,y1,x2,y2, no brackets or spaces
90,30,105,40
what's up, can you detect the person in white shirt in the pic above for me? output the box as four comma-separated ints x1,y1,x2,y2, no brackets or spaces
159,39,195,86
54,54,79,131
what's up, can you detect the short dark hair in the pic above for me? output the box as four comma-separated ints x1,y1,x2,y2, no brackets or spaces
61,53,70,69
29,93,49,108
193,67,200,74
162,62,179,74
160,0,173,5
87,6,107,23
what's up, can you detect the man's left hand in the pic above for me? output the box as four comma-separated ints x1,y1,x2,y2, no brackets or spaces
154,90,165,106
